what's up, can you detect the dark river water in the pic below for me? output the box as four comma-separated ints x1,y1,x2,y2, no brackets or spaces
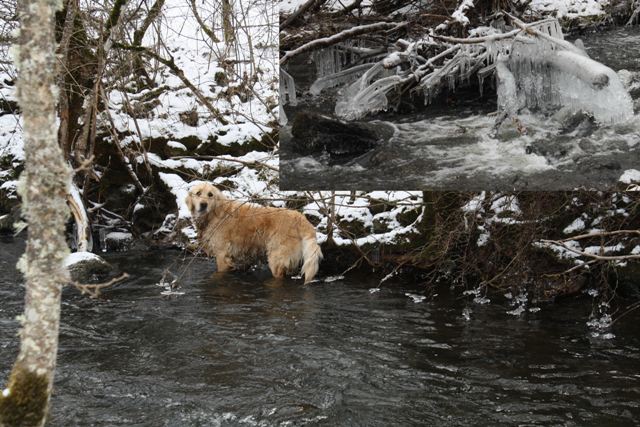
280,26,640,191
1,236,640,426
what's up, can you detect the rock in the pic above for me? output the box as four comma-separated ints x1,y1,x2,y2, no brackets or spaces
290,111,382,159
64,251,114,282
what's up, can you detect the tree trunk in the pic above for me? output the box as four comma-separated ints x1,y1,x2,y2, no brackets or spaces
222,0,235,46
0,0,71,425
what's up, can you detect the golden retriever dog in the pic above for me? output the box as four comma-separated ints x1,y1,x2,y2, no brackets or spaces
185,182,322,283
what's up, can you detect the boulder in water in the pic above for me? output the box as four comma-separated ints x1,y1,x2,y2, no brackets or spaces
290,111,381,158
64,251,113,282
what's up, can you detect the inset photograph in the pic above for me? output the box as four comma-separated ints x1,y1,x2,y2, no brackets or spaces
279,0,640,190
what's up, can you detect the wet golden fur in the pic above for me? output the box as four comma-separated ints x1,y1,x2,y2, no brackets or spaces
186,182,322,283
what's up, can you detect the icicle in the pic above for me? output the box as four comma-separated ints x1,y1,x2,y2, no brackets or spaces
496,55,519,117
334,61,400,120
279,68,297,106
309,63,375,96
279,103,288,126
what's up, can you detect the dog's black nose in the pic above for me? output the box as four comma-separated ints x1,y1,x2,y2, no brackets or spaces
199,202,208,212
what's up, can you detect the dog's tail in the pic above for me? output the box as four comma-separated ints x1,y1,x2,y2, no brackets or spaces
301,237,322,284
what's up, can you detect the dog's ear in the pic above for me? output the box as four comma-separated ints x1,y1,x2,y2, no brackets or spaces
210,185,224,201
185,191,194,214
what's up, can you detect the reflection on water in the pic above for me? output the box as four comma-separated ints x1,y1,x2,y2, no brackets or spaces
1,236,640,426
281,26,640,191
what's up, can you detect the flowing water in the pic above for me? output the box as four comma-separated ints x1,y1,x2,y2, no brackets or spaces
2,236,640,425
280,26,640,191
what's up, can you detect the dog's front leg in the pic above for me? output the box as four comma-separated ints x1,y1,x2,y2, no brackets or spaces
214,251,234,273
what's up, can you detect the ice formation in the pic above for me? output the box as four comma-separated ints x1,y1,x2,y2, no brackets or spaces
280,68,297,106
327,17,634,124
502,21,635,124
309,63,375,96
334,62,400,120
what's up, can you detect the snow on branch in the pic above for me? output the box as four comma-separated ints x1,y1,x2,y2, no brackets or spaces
280,22,405,65
451,0,475,26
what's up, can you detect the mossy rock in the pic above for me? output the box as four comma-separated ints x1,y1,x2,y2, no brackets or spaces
65,252,114,282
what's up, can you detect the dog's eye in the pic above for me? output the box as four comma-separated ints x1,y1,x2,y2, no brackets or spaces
196,191,201,196
207,192,213,197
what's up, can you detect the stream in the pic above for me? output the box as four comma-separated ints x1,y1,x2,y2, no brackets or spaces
1,236,640,425
280,26,640,191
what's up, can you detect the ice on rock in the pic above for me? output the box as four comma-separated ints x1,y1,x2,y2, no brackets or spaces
500,22,634,124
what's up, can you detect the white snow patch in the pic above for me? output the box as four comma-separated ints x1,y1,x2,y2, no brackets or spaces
64,251,105,267
563,217,586,234
166,141,187,151
158,173,191,219
620,169,640,184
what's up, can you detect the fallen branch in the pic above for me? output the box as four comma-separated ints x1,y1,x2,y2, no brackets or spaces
72,272,130,298
558,230,640,241
540,239,640,261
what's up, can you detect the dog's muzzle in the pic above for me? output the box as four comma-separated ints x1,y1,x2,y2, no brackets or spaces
198,202,208,213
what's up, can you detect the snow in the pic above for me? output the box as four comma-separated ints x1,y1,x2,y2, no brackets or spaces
105,231,133,242
405,293,426,303
0,180,17,197
104,0,277,147
64,251,105,268
563,217,586,234
462,192,486,214
451,0,476,26
528,0,608,20
0,114,23,162
167,141,187,151
620,169,640,184
159,173,192,219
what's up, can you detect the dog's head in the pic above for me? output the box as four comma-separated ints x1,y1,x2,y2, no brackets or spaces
186,182,223,219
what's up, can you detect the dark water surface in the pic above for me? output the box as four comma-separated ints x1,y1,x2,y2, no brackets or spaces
1,236,640,426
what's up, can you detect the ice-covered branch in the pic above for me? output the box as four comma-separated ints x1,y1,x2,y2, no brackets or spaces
451,0,475,26
280,22,404,65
